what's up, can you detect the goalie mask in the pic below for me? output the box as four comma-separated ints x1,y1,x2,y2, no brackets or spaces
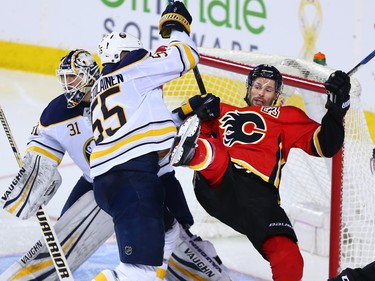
245,64,283,106
56,49,100,108
98,31,144,64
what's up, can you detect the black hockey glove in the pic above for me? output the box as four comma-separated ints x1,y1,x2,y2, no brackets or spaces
159,1,192,39
324,70,351,118
173,93,220,120
327,268,361,281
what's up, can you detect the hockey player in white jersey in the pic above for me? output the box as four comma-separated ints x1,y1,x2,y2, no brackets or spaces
88,1,204,280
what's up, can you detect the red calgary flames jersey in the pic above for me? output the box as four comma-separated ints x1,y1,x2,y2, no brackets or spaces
201,103,324,188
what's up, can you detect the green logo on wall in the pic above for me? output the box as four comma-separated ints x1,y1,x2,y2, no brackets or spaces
102,0,124,8
100,0,267,35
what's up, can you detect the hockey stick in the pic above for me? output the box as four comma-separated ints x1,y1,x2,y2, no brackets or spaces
0,105,75,281
347,49,375,77
193,66,208,97
327,50,375,101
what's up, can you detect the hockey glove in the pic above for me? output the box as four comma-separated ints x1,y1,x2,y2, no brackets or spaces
1,151,62,219
324,70,351,117
173,93,220,120
327,268,360,281
159,1,192,39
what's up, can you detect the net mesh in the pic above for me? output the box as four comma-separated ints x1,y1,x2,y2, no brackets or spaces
163,48,375,271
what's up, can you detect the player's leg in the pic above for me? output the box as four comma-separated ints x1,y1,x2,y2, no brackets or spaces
159,160,233,281
196,163,304,281
156,215,180,281
60,175,94,216
171,115,229,189
261,236,304,281
161,170,194,227
93,152,166,280
189,137,229,189
235,170,303,281
91,206,179,281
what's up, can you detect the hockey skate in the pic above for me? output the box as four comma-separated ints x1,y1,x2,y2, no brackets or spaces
170,115,201,167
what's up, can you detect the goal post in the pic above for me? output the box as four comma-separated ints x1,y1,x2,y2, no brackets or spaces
162,47,375,277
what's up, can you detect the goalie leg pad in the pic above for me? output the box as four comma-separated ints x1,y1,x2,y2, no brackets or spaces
0,190,114,281
167,226,233,281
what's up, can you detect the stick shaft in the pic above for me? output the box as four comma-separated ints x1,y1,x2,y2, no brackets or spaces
347,49,375,76
193,66,207,96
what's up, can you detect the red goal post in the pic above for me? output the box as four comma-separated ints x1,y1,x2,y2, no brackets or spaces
162,47,375,277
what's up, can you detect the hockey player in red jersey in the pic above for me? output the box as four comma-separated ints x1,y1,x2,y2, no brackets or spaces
170,64,351,281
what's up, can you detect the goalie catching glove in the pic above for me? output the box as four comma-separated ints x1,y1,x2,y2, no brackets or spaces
324,70,351,118
173,93,220,120
1,151,62,219
159,1,192,38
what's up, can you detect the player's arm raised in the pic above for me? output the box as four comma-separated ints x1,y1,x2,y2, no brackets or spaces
315,70,351,157
144,1,199,87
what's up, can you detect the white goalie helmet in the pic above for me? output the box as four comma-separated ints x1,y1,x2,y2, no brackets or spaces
56,49,100,108
98,31,144,64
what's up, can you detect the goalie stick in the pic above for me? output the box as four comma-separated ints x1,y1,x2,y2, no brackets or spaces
0,104,74,281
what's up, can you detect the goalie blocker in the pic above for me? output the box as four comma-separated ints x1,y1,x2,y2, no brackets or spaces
1,151,62,219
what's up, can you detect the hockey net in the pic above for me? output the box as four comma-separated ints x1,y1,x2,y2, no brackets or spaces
162,47,375,274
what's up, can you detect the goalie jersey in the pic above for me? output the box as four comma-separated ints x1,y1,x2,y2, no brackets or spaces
90,30,199,177
27,94,94,182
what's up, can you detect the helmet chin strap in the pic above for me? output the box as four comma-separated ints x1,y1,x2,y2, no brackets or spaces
271,95,279,106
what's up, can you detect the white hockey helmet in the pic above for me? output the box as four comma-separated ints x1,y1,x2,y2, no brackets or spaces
56,49,100,108
98,31,144,64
